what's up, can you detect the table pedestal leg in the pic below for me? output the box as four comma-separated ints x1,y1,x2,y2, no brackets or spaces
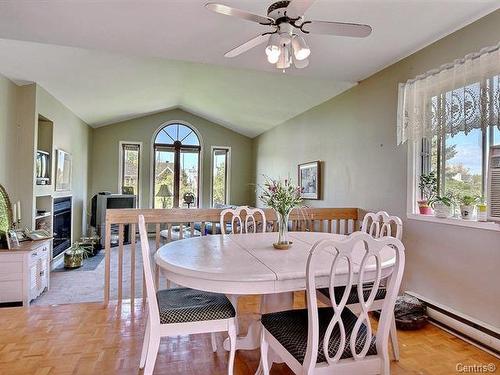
223,292,294,352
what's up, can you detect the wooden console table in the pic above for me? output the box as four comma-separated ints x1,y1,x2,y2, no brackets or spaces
0,239,51,306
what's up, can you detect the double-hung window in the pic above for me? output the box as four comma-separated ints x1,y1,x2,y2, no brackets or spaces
211,147,230,207
119,142,141,198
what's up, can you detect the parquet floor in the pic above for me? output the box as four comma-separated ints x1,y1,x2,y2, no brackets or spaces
0,293,498,375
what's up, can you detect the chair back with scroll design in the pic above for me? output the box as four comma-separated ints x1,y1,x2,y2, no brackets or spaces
303,232,405,374
362,211,403,240
220,206,267,234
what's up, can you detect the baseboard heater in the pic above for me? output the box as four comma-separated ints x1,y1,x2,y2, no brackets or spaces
406,291,500,357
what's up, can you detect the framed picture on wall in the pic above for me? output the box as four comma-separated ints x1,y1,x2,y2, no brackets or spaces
55,149,72,191
298,161,321,200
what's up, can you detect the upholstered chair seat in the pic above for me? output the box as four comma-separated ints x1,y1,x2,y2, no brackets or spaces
156,288,236,324
261,307,377,364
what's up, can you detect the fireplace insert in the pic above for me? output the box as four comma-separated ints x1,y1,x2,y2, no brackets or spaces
53,197,72,258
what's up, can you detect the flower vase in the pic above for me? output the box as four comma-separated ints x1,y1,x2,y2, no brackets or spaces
273,211,292,250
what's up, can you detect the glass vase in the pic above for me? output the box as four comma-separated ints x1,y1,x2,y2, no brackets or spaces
276,210,290,245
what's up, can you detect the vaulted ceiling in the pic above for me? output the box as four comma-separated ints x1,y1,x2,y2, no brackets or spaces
0,0,497,137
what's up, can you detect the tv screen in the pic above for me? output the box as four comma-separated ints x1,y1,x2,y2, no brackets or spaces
106,196,135,209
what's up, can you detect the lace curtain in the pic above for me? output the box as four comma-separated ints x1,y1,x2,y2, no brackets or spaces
397,42,500,144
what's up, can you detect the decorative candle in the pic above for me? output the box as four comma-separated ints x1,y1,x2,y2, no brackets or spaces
17,201,21,222
12,203,17,225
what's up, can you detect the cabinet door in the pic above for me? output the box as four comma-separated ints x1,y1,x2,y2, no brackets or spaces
29,263,38,300
39,255,48,292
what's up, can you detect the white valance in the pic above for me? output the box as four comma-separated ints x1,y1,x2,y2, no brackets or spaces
397,42,500,144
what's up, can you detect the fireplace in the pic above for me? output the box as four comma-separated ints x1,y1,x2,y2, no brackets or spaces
53,197,72,258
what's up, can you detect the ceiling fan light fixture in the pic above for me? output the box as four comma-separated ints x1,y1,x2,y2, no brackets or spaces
276,45,291,69
291,35,311,61
267,51,280,64
278,32,292,46
294,57,309,69
265,33,281,59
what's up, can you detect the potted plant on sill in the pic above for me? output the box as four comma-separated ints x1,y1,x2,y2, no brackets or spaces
459,195,478,220
64,242,93,269
418,172,437,215
430,195,453,218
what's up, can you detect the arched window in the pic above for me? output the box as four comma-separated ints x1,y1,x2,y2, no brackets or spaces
153,123,201,208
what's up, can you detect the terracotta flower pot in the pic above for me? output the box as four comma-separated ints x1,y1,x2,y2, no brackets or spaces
417,200,433,215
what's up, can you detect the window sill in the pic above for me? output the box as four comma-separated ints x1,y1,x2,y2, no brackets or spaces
407,213,500,232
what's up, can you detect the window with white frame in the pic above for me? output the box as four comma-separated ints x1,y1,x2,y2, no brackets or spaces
422,90,500,199
119,143,141,197
398,43,500,212
211,148,230,207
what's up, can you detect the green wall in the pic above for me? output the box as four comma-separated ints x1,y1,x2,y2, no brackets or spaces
253,10,500,327
0,74,19,196
90,108,254,208
36,85,91,240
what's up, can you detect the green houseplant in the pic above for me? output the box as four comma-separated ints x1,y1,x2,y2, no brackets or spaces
259,177,302,249
459,195,478,220
64,242,93,269
429,195,453,218
418,172,437,215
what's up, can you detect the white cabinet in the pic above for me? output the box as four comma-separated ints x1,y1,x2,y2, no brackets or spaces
0,239,51,306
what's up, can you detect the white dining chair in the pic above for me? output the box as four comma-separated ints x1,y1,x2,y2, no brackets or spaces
362,211,403,240
317,210,403,360
220,206,267,234
219,206,267,338
137,215,237,375
260,232,405,375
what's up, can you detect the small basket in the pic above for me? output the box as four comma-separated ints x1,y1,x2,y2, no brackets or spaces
373,293,428,330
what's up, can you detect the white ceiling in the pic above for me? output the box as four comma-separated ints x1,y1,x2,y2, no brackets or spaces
0,0,497,137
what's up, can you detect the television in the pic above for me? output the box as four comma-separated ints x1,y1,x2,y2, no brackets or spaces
36,150,51,185
90,193,136,248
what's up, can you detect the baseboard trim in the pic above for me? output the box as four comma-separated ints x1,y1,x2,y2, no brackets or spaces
406,291,499,357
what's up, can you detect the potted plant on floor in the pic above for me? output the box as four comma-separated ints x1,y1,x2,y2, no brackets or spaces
64,242,93,269
459,195,478,220
430,195,453,218
418,172,437,215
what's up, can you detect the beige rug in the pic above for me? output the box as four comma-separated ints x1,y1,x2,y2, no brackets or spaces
32,239,162,305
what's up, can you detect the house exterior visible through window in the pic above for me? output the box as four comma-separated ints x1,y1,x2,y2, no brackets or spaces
120,143,140,197
421,86,500,199
153,123,200,208
211,148,230,207
397,43,500,211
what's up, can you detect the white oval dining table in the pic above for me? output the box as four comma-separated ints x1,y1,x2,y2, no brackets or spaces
155,231,396,352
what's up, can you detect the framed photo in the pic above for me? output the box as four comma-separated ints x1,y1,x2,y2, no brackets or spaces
55,149,72,191
8,230,19,247
298,161,321,200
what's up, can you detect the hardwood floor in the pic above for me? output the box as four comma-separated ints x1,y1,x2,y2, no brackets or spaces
0,293,497,375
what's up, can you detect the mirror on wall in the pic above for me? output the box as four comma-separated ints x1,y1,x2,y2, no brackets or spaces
0,184,13,248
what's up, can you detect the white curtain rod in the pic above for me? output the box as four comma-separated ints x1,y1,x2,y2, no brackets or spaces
404,41,500,85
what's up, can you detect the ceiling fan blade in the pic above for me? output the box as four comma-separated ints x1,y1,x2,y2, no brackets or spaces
205,3,273,25
286,0,316,19
302,20,372,37
224,34,269,58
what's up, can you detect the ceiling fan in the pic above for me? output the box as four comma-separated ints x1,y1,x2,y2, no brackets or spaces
205,0,372,71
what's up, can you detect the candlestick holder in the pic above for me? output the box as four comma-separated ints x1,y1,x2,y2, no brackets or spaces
11,219,21,230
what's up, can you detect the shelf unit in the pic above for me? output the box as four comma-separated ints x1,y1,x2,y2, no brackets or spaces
33,115,56,261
